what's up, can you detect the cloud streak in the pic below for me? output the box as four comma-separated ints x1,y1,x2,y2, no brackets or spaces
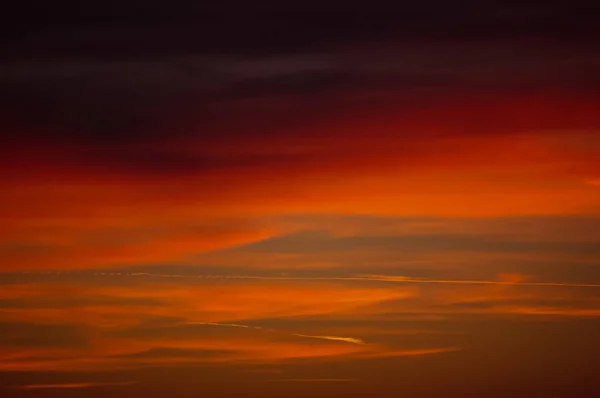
185,321,366,345
14,381,137,389
73,271,600,289
357,347,463,358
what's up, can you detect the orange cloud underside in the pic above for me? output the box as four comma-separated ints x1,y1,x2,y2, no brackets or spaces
0,276,598,372
1,91,599,271
1,89,599,387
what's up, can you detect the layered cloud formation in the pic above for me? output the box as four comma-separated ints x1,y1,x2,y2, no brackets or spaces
1,2,600,397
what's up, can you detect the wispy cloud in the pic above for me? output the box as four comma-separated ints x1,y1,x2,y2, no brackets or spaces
292,334,365,345
72,271,600,288
14,381,137,389
185,321,365,345
357,347,462,359
355,274,600,288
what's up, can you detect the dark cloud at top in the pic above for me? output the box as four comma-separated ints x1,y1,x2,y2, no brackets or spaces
2,2,599,57
1,2,599,173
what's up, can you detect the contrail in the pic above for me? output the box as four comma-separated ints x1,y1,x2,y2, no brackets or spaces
355,274,600,288
291,334,365,345
184,321,366,345
80,271,600,288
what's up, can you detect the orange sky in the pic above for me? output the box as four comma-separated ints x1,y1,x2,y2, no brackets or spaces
2,87,599,397
1,7,600,396
2,91,599,273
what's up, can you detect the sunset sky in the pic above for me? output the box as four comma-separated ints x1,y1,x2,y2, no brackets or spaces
1,2,599,397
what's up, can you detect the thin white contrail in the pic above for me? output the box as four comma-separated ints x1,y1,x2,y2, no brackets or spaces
184,321,366,345
83,272,600,288
19,271,600,288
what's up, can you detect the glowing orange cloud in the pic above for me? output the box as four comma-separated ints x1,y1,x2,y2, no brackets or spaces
2,91,599,272
0,271,598,374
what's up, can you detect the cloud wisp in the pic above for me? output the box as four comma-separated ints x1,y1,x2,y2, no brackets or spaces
185,321,366,345
71,271,600,289
13,381,137,389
